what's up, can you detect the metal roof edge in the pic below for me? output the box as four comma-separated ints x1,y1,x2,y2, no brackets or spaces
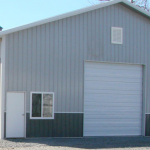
0,0,149,37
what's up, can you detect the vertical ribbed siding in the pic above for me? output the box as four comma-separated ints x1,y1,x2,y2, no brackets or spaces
26,113,83,137
5,4,150,113
145,114,150,136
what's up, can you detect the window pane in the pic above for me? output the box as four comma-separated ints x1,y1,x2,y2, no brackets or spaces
43,94,53,117
32,94,42,117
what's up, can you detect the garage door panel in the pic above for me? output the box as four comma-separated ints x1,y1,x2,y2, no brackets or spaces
85,89,141,95
85,133,141,136
84,110,141,114
85,100,141,104
84,124,142,133
84,102,141,107
85,65,142,72
84,126,141,131
85,101,142,106
85,66,142,71
84,114,142,119
85,106,142,110
84,122,141,127
85,72,142,79
85,130,141,136
85,76,141,83
85,62,141,70
84,125,141,130
85,69,142,76
85,82,142,91
85,100,141,105
85,94,141,102
85,111,142,115
84,119,141,124
85,108,142,113
84,62,142,136
85,129,141,134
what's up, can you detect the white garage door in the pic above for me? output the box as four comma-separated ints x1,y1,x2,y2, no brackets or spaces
84,62,142,136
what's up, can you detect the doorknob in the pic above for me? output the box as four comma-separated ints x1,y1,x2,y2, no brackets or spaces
22,114,25,116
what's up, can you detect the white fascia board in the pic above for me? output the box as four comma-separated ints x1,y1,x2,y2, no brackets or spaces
0,36,5,139
0,0,150,37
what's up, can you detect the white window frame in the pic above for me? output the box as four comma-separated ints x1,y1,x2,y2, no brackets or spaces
111,27,123,44
30,92,54,119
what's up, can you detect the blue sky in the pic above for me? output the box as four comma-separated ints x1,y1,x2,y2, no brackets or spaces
0,0,101,31
1,0,149,31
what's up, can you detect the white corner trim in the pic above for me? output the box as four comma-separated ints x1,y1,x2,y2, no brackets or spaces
0,0,150,37
0,36,5,139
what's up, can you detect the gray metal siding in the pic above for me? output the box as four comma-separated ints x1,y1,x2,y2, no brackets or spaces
4,112,83,137
5,4,150,113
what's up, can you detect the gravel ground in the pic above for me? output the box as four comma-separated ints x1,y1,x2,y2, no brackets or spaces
0,137,150,150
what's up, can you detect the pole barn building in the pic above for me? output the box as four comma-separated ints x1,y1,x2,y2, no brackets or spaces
0,0,150,138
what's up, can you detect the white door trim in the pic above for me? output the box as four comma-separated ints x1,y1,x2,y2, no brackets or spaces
6,91,26,138
84,60,145,136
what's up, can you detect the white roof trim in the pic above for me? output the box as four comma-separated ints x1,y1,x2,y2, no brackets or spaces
0,0,150,37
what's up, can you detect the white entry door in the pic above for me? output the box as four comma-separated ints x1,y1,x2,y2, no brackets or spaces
6,92,25,138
